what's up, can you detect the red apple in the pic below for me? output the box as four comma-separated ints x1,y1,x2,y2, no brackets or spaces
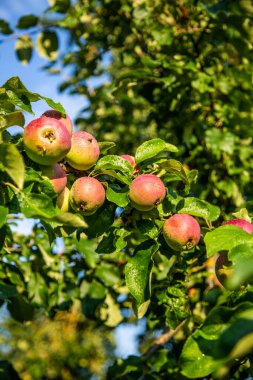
129,174,166,211
66,131,100,171
163,213,201,251
41,163,67,194
23,117,71,165
70,176,105,215
224,218,253,234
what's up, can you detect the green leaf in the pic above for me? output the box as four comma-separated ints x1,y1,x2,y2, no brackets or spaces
2,76,65,115
84,203,116,238
95,264,120,287
15,35,33,65
204,225,253,257
94,155,133,176
76,239,99,268
180,303,253,378
227,244,253,289
0,206,8,228
37,30,58,61
177,197,220,222
106,185,129,207
0,19,13,34
135,138,178,164
135,219,159,239
16,15,38,29
0,283,17,300
0,143,25,189
125,239,159,318
51,211,87,227
98,141,116,154
161,159,189,184
0,111,25,130
20,193,57,219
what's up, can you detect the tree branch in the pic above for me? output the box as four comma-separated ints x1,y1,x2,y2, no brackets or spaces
141,319,186,361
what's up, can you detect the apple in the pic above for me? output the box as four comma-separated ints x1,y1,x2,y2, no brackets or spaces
41,163,67,194
163,213,201,251
66,131,100,171
224,218,253,234
23,116,71,165
129,174,166,211
69,176,105,215
42,109,73,136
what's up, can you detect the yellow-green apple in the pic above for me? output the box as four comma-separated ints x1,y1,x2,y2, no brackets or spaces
66,131,100,170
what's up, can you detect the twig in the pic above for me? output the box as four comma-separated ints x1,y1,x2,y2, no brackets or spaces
141,319,186,360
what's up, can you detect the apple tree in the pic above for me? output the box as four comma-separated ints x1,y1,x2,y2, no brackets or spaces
0,1,253,379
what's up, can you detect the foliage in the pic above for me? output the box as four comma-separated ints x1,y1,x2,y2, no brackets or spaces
0,1,253,379
0,301,114,380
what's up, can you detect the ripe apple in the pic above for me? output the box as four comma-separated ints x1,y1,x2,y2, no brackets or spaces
120,155,136,168
66,131,100,171
57,187,70,212
23,117,71,165
69,176,105,215
224,218,253,234
129,174,166,211
42,109,73,136
41,163,67,194
163,213,201,251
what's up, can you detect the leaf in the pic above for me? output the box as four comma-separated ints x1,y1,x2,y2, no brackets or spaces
2,76,65,115
100,293,123,327
95,264,120,287
0,19,13,34
135,138,178,164
94,155,133,176
227,244,253,289
135,219,159,239
20,193,57,219
0,143,25,189
98,141,116,154
15,35,33,65
177,197,220,222
204,225,253,257
51,211,87,227
106,185,129,207
0,206,8,228
37,30,58,61
0,111,25,130
84,203,116,238
180,303,253,378
125,239,159,318
16,15,38,29
161,159,189,184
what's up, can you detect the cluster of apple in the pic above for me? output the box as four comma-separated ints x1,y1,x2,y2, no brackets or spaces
22,111,252,289
23,110,203,250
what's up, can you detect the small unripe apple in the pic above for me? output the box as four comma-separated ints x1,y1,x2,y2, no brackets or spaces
23,117,71,165
129,174,166,211
120,155,136,168
42,110,73,136
70,177,105,215
57,187,69,212
163,213,201,251
66,131,100,171
224,218,253,234
41,163,67,194
215,252,233,290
